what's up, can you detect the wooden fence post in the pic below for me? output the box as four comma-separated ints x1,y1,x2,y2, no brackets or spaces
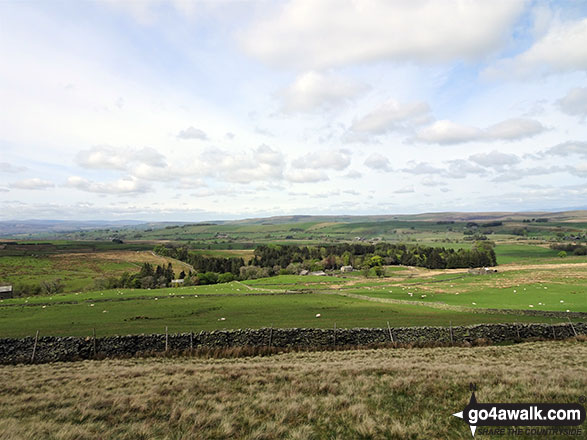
550,321,556,340
92,328,96,357
387,321,394,343
190,331,194,350
333,323,337,347
567,318,578,337
449,321,454,345
165,326,169,352
268,324,273,348
31,330,39,364
516,323,521,340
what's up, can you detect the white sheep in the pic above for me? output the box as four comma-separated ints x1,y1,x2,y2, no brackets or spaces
315,313,321,318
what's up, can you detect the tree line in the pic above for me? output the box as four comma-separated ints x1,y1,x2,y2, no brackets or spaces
250,242,497,270
154,241,497,280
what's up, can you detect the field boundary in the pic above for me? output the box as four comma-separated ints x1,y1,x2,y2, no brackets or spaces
1,322,584,365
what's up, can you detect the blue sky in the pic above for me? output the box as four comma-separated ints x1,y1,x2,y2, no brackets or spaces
0,0,586,221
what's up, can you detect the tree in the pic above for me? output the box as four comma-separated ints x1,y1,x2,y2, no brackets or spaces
369,255,383,267
558,251,567,258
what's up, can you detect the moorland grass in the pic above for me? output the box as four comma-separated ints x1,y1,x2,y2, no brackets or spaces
0,340,585,439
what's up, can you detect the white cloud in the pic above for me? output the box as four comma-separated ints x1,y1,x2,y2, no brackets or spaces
484,118,545,140
75,146,167,170
200,145,285,184
469,151,521,169
485,18,587,77
132,163,177,182
402,162,443,175
0,162,27,173
544,141,587,159
443,160,488,179
66,176,150,194
285,169,329,183
364,153,392,172
279,71,365,113
177,126,209,140
416,120,482,145
415,118,545,144
568,163,587,177
557,87,587,119
9,178,54,190
347,99,431,140
292,149,351,170
241,0,524,69
394,185,415,194
421,177,447,187
344,170,362,179
491,165,566,182
177,177,207,190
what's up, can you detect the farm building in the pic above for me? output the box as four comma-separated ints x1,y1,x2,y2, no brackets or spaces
0,285,13,299
170,279,185,287
340,265,353,273
309,271,326,276
299,270,309,276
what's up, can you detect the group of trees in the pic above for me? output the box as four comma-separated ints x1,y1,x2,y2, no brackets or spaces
153,245,244,275
550,243,587,256
147,241,496,288
94,262,177,290
251,242,497,271
13,279,65,297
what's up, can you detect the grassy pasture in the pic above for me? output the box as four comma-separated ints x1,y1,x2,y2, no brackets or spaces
0,289,573,338
0,340,585,439
341,264,587,313
494,244,560,264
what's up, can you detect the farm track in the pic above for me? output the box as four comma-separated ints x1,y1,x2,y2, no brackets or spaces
321,290,587,319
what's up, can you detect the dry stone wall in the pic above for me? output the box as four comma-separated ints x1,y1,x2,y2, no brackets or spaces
1,322,584,364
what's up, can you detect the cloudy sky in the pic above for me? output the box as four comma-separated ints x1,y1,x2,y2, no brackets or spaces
1,0,586,221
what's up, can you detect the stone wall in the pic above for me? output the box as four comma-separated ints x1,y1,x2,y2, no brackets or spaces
1,322,585,364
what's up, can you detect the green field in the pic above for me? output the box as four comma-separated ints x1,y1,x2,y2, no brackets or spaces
1,215,586,339
494,244,560,264
0,277,579,338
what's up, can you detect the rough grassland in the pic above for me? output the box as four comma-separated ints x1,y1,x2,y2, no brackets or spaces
0,251,192,292
0,340,585,439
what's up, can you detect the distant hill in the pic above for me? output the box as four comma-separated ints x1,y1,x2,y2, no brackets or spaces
1,210,586,238
230,210,587,225
0,220,146,237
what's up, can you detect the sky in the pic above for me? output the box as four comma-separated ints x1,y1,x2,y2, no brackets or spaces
0,0,586,221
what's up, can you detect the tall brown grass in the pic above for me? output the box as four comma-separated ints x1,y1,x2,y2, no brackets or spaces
0,340,585,439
